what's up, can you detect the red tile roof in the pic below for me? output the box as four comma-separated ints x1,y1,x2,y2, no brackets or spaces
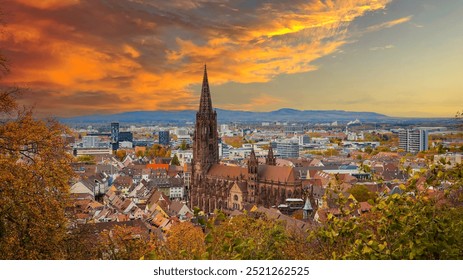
207,164,248,179
257,165,297,183
146,163,169,171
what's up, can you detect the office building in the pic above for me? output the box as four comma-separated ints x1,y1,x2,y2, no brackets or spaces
82,136,99,148
276,140,300,158
110,122,119,150
159,130,170,146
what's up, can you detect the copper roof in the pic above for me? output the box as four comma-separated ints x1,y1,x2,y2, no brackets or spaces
207,163,298,183
207,164,247,179
257,165,297,182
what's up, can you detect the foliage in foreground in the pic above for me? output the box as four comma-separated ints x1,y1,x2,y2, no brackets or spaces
147,163,463,260
149,213,311,260
0,91,74,259
309,163,463,260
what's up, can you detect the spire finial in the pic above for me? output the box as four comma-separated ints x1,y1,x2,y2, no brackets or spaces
266,145,276,166
199,64,213,114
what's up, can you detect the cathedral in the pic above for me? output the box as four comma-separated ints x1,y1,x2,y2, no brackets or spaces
189,66,304,213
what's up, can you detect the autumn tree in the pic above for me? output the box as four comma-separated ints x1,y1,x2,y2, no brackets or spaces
204,213,311,260
0,39,77,259
347,185,377,202
136,150,144,158
145,144,170,159
115,149,127,161
97,225,152,260
170,154,180,166
76,154,95,164
179,140,188,150
322,148,339,157
149,222,205,260
0,90,74,259
309,162,463,260
222,136,244,148
63,225,100,260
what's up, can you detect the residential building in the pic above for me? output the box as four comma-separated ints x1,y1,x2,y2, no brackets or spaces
399,129,428,153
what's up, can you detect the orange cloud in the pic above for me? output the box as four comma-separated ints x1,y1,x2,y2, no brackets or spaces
0,0,393,117
15,0,80,9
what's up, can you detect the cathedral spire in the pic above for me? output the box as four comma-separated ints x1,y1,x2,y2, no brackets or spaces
199,64,213,114
250,148,257,162
191,65,219,212
248,148,258,174
266,145,276,166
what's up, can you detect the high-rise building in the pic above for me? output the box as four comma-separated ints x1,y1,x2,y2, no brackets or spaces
110,122,119,150
276,140,299,158
159,131,170,146
399,129,428,153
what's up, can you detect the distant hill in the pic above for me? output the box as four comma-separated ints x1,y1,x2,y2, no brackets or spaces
61,108,391,124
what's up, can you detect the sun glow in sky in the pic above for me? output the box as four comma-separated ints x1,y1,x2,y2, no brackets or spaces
0,0,462,117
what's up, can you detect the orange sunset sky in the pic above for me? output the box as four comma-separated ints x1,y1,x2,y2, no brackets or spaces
0,0,462,118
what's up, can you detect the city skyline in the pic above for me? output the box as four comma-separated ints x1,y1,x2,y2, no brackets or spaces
0,0,462,118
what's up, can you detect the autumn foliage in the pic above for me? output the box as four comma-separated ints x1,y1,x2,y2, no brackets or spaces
0,91,74,259
149,222,205,260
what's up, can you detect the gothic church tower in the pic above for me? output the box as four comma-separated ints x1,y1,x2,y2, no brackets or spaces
190,65,219,210
266,145,276,166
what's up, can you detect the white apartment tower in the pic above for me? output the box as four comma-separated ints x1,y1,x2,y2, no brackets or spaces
399,129,428,153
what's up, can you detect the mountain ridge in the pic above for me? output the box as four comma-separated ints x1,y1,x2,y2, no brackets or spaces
60,108,392,123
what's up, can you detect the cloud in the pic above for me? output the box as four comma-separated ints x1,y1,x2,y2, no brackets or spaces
369,44,395,51
0,0,393,117
366,16,413,33
15,0,80,10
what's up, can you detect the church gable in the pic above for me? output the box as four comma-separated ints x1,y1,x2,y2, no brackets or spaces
228,181,247,210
